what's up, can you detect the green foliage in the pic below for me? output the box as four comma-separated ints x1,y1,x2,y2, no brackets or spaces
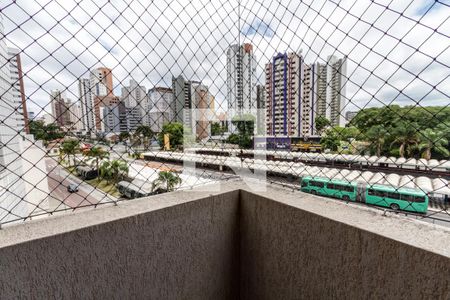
320,129,340,152
227,114,255,149
135,125,154,150
119,132,130,142
157,122,185,150
152,171,182,193
349,105,450,159
315,116,331,135
211,122,227,135
83,146,109,170
99,159,129,184
29,120,64,142
60,139,80,166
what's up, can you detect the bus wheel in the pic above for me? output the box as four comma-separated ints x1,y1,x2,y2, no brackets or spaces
342,195,350,201
311,190,317,195
390,203,400,211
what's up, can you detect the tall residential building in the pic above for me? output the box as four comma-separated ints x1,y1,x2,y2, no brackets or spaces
0,14,27,222
147,87,173,133
315,55,347,127
172,75,200,127
265,52,303,137
7,47,29,134
50,89,71,127
194,84,213,140
121,79,147,126
300,64,316,137
68,101,83,132
89,67,114,131
94,95,119,131
256,84,266,135
226,43,257,131
101,101,127,134
78,78,95,134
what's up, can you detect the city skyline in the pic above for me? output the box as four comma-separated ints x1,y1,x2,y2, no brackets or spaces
1,0,447,119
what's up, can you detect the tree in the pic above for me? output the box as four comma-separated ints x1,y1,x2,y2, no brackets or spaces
157,122,185,150
320,129,340,152
152,171,182,193
315,116,331,135
29,120,64,142
365,125,388,156
390,123,418,158
211,122,227,136
119,132,130,142
60,139,80,166
99,159,129,184
417,128,449,160
135,125,154,150
227,114,255,149
83,146,109,171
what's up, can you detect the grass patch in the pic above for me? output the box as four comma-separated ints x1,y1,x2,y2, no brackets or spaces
86,178,121,198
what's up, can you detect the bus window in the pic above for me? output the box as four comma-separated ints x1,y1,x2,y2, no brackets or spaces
401,194,414,202
327,183,335,190
301,181,308,187
414,196,426,203
387,192,400,200
310,181,324,188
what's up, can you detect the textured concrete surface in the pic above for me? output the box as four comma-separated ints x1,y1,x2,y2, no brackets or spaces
0,189,240,300
240,188,450,300
0,181,449,299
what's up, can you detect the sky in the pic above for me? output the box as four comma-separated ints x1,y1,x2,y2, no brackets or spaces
1,0,449,117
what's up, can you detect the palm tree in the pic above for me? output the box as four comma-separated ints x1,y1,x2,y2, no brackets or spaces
417,128,449,160
60,139,80,166
135,125,154,150
365,125,388,156
83,146,109,171
390,123,418,158
152,171,182,193
100,159,129,184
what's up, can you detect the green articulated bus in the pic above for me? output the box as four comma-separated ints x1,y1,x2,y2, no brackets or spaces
300,176,429,214
365,184,428,213
300,176,357,201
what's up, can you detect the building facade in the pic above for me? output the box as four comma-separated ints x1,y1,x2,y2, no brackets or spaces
226,43,257,131
7,47,29,134
172,75,199,129
315,55,347,127
194,84,213,140
265,52,303,137
0,14,27,223
78,78,95,134
101,101,127,134
89,67,114,131
121,79,147,127
50,89,71,128
147,87,173,133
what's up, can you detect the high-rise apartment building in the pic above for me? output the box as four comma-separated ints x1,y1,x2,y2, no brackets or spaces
0,14,27,223
101,101,127,134
265,52,303,137
121,79,147,126
226,43,257,131
315,55,347,127
194,84,213,140
89,67,114,131
172,75,200,128
300,64,316,137
50,89,71,128
7,47,29,134
148,87,173,133
68,101,83,132
256,84,266,135
78,78,95,134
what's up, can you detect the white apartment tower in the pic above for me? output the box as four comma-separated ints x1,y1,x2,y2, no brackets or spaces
226,43,257,131
121,79,147,127
0,14,27,222
78,78,95,133
315,55,347,127
7,47,29,134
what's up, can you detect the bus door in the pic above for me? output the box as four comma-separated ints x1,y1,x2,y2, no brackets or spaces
356,182,366,203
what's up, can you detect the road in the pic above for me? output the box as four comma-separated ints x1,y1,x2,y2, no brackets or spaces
46,158,117,210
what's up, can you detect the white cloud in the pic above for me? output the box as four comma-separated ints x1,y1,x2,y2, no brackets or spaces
1,0,448,116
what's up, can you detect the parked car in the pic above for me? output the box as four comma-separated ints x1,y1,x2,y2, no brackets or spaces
67,183,79,193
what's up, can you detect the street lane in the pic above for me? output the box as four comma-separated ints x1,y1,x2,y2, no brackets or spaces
45,158,117,210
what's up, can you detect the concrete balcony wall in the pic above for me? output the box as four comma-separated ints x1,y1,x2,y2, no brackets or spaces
0,182,449,299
